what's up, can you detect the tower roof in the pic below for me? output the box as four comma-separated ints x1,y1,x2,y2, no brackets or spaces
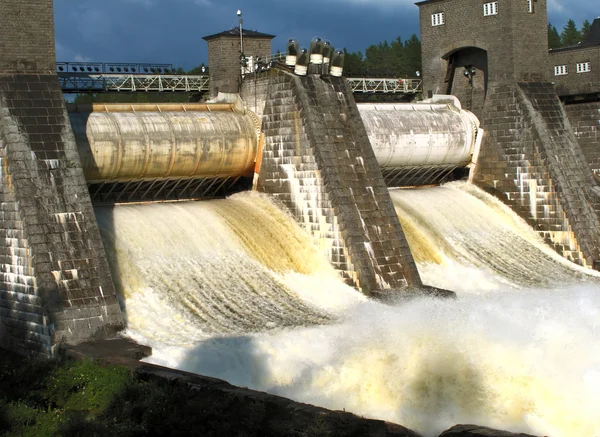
202,28,275,41
583,18,600,45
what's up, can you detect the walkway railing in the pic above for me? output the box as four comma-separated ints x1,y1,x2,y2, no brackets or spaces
59,73,210,93
57,60,421,95
345,78,422,94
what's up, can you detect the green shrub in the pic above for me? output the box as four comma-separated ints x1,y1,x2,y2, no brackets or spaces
44,359,130,413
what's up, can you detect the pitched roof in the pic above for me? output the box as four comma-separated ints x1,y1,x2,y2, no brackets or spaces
583,18,600,45
202,28,275,41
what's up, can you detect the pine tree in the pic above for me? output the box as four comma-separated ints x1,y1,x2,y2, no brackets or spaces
548,23,561,48
581,20,592,43
560,19,582,46
403,34,422,77
343,49,364,76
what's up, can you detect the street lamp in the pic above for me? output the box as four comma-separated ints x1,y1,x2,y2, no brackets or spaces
463,65,476,86
237,9,244,66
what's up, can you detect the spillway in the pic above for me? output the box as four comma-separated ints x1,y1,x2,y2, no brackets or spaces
101,183,600,437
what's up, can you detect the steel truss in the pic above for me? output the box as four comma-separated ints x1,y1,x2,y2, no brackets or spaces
59,73,210,93
346,78,422,94
88,176,252,205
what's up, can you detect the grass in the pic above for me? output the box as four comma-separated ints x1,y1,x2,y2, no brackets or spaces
0,348,397,437
0,351,269,437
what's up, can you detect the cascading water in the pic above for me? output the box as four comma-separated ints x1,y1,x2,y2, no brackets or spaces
96,185,600,437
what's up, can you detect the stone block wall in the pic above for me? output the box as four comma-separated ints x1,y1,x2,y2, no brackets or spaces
418,0,549,96
550,46,600,97
205,36,273,98
564,102,600,177
0,75,124,354
241,76,270,118
473,82,600,267
255,71,422,296
0,0,56,73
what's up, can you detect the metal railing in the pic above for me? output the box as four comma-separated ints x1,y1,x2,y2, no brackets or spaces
56,62,177,75
346,78,422,94
59,73,210,93
57,59,421,95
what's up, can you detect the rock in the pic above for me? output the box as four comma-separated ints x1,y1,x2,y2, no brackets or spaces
438,424,538,437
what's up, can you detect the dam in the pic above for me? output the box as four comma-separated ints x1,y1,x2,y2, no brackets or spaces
117,184,600,437
2,0,600,436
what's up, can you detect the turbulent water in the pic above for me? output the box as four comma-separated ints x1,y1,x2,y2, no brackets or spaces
96,184,600,437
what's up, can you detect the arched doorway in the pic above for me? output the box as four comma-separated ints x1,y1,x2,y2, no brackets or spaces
443,47,488,117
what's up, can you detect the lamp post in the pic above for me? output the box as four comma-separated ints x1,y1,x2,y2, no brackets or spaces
237,9,244,56
463,65,476,87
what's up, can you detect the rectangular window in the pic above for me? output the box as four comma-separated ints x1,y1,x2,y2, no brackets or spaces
554,65,568,76
527,0,534,13
431,12,445,26
483,1,498,16
577,62,591,73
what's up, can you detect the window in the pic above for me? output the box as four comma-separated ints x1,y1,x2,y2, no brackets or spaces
577,62,591,73
483,1,498,16
554,65,568,76
526,0,534,13
431,12,445,26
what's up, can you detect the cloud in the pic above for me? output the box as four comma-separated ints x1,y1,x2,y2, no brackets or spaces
547,0,565,14
74,55,92,62
122,0,159,6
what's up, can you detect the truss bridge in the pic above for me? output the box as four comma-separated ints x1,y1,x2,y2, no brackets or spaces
58,62,422,95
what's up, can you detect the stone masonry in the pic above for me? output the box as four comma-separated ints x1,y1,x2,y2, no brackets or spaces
203,29,274,98
0,0,123,355
254,70,422,296
472,82,600,267
417,0,549,97
565,102,600,177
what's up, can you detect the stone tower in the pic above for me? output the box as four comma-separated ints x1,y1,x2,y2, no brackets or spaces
203,28,275,98
0,0,123,354
417,0,549,113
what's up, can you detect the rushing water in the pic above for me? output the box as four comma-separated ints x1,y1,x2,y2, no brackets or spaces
96,184,600,437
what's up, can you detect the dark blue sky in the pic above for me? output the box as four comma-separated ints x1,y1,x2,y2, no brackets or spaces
53,0,598,70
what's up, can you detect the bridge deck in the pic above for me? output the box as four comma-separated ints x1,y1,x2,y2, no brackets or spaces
59,73,211,93
59,73,422,95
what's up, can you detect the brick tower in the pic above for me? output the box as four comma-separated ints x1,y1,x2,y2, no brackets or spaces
203,28,275,98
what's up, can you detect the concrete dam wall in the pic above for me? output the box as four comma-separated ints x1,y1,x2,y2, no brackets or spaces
564,101,600,181
251,71,423,295
0,76,124,355
473,82,600,268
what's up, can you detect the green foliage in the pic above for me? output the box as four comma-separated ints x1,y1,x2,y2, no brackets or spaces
548,24,561,49
342,49,364,76
581,19,592,42
548,19,592,49
0,356,131,437
561,19,582,46
343,34,422,78
187,63,208,74
45,359,130,413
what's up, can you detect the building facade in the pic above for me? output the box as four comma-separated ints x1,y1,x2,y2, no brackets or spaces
417,0,600,111
203,29,274,98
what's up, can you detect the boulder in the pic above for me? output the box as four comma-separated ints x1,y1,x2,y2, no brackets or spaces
438,424,538,437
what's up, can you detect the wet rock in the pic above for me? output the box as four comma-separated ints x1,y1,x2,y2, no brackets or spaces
438,424,538,437
133,361,424,437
